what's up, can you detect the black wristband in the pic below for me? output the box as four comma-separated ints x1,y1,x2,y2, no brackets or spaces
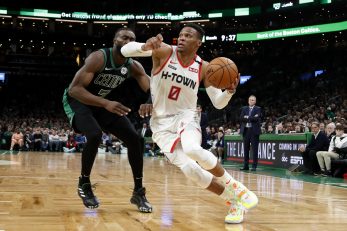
145,89,152,104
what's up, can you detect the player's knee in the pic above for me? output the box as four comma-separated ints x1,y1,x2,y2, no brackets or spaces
123,132,142,146
183,144,202,160
180,163,212,188
86,130,102,144
184,145,216,170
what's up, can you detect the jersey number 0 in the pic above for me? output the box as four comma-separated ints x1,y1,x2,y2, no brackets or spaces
168,86,181,101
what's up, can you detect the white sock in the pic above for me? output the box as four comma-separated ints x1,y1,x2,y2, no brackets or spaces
217,170,236,185
219,187,230,201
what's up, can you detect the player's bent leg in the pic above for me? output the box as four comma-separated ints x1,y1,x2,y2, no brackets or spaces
104,115,152,213
180,128,218,170
166,145,214,188
180,127,258,210
181,161,214,188
169,148,246,223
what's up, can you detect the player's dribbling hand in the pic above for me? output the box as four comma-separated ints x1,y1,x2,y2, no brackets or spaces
142,34,163,51
139,104,153,118
105,101,131,116
225,73,240,94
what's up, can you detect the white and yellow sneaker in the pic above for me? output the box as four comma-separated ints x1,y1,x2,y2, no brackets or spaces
225,200,244,224
226,181,258,210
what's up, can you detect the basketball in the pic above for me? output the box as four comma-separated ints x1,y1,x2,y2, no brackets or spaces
205,57,238,89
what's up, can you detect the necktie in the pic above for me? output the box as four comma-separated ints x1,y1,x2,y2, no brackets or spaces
246,107,253,128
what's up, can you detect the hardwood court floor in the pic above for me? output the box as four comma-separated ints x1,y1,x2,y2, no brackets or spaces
0,151,347,231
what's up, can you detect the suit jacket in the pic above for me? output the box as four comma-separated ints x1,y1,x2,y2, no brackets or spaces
239,105,262,135
306,131,329,152
200,112,209,149
138,128,153,138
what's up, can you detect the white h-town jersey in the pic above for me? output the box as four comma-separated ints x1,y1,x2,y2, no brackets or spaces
150,46,202,117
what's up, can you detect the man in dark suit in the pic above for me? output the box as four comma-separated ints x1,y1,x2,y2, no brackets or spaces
137,122,153,155
298,121,329,174
197,104,209,149
239,95,262,171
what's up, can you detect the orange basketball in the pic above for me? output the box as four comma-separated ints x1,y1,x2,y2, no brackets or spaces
205,57,238,89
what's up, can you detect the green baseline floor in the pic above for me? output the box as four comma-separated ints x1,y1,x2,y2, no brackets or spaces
223,162,347,189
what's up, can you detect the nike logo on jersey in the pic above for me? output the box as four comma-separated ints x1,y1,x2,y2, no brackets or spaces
105,67,114,70
161,71,197,90
170,60,177,64
168,64,177,70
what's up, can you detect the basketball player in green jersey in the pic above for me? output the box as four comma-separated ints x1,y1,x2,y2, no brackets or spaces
62,28,152,212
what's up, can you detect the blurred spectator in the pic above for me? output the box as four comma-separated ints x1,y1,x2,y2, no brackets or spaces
41,129,49,151
326,107,335,121
294,124,303,133
23,129,34,151
298,122,330,175
325,122,336,142
319,122,325,132
59,131,68,151
49,130,60,152
137,123,152,155
215,128,225,162
102,132,113,152
275,123,284,134
316,123,347,176
33,128,42,151
63,136,77,153
10,129,23,151
197,104,209,149
266,124,275,134
75,133,87,152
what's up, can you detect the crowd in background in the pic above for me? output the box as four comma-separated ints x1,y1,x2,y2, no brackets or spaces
0,3,346,178
1,33,346,152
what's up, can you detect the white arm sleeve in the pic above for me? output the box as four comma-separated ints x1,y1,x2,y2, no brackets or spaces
205,86,234,109
120,41,153,57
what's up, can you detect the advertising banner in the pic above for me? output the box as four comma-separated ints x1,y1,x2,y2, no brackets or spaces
224,135,308,168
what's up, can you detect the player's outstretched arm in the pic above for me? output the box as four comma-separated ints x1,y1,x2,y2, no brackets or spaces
121,34,164,57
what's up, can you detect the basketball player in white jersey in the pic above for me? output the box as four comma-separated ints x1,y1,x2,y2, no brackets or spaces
121,23,258,223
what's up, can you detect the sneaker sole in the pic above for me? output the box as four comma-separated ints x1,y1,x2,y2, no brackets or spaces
130,197,153,213
77,190,99,209
225,219,244,224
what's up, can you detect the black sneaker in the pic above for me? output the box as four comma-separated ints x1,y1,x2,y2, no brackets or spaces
322,170,332,177
77,177,99,209
130,187,152,213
